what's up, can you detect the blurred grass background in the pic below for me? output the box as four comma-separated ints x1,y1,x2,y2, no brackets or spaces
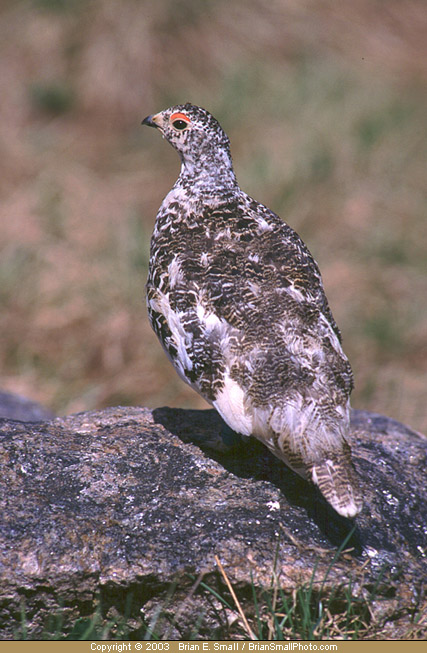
0,0,426,432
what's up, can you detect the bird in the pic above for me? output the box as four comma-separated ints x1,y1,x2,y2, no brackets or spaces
142,103,362,518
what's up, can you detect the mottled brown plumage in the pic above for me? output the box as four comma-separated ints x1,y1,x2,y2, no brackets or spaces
142,103,362,518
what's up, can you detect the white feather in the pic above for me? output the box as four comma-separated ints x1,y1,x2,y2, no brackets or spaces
213,373,253,436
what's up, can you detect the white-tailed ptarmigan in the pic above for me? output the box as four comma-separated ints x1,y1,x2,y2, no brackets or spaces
142,103,362,518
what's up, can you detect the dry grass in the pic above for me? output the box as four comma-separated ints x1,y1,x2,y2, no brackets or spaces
0,0,426,432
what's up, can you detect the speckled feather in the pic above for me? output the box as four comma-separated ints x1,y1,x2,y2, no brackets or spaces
143,103,362,518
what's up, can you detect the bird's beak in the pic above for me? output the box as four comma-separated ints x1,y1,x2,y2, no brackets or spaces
141,112,162,128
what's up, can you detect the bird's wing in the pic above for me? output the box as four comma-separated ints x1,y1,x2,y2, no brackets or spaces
176,195,341,341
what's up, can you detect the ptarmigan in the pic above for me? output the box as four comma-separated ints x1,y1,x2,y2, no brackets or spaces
142,103,362,518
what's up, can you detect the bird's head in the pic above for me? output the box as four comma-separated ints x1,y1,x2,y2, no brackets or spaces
142,103,236,186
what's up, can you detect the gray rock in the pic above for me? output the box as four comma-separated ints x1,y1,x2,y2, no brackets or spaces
0,391,55,423
0,406,425,639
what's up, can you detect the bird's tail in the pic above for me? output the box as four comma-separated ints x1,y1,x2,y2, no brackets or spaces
309,444,363,518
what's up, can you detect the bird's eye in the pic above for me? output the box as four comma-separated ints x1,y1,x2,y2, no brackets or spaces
172,119,189,131
170,112,191,131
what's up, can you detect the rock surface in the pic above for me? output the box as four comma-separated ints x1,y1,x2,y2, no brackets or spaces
0,405,425,639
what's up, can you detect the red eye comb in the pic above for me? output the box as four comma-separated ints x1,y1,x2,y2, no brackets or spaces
170,112,191,123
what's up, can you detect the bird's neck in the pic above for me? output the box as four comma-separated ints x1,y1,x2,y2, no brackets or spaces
177,148,239,197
